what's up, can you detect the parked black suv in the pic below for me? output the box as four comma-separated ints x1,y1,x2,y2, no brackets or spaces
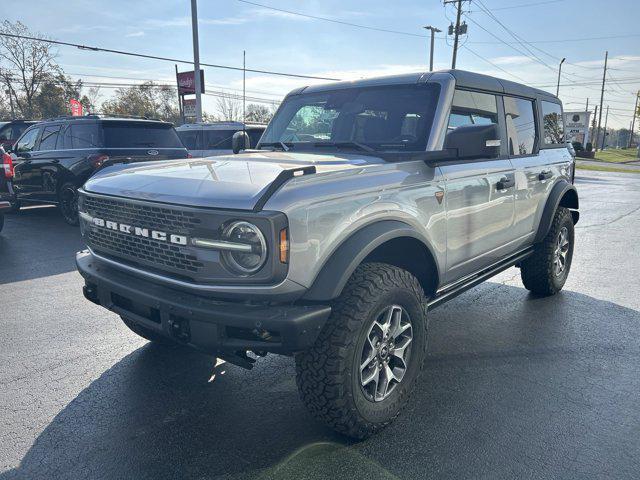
6,115,188,224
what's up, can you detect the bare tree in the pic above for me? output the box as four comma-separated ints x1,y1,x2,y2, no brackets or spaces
0,21,60,118
102,82,180,123
215,94,242,121
85,86,101,113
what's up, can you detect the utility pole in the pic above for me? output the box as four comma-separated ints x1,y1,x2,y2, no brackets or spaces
590,105,598,148
629,91,639,148
585,98,589,112
445,0,466,69
175,64,184,125
190,0,203,123
243,50,246,131
556,57,565,97
424,26,442,72
601,105,609,151
595,51,608,152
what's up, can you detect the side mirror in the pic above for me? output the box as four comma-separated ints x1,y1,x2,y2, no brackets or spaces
232,131,251,154
444,123,501,160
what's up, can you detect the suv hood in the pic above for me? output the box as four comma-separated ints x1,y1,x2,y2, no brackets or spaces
82,150,385,210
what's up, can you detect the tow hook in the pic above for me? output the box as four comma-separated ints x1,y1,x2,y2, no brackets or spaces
168,315,191,342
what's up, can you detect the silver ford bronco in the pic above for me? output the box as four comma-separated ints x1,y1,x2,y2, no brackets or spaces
76,69,578,438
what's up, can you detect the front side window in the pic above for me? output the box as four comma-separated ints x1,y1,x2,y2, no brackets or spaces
0,124,11,141
38,125,60,151
541,101,565,145
261,83,441,152
15,127,40,153
504,96,537,155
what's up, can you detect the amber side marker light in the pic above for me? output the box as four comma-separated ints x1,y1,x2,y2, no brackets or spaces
279,228,289,263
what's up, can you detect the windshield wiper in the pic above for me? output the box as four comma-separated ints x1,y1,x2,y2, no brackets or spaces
259,141,291,151
313,141,375,152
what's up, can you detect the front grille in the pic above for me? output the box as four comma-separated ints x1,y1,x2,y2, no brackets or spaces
82,194,204,275
83,195,201,232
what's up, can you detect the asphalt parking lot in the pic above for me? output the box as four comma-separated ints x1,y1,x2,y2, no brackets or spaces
1,170,639,480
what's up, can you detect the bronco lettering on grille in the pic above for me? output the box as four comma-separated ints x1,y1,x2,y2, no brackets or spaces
89,216,188,246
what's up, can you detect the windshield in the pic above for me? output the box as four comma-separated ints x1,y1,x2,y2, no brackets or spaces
260,83,440,152
102,122,183,148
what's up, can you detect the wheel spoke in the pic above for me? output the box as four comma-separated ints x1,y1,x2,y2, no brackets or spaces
361,363,380,388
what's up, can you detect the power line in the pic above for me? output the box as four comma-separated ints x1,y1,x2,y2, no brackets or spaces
0,32,340,81
473,0,566,10
236,0,427,38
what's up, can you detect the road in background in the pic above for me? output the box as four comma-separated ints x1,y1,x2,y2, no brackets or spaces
1,171,639,479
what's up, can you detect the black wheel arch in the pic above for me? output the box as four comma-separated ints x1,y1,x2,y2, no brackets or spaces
534,179,579,244
302,220,440,302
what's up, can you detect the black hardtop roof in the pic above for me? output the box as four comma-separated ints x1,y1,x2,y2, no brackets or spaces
298,69,559,102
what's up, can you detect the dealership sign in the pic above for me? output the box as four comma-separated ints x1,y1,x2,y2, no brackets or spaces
564,111,591,145
177,70,205,95
183,98,196,118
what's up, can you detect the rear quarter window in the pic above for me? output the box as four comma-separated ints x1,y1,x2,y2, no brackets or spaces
102,123,184,148
177,130,201,150
541,101,565,145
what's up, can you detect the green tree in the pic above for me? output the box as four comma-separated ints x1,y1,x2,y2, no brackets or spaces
34,74,90,119
102,82,180,123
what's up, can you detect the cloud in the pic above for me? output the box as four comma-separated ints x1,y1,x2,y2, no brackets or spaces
143,16,250,28
489,56,535,66
125,31,145,38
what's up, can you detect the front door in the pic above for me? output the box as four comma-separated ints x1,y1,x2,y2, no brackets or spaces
11,126,42,199
441,89,517,284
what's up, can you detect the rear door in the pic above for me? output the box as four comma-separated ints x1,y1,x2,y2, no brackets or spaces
101,121,189,165
441,89,517,283
11,126,42,199
507,97,567,243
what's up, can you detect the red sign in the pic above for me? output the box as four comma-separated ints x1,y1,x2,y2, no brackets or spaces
70,99,83,116
177,70,205,95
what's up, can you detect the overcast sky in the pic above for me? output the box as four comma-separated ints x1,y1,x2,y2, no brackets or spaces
4,0,640,128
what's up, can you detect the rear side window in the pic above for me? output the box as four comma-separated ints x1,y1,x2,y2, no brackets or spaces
102,123,183,148
67,124,102,149
177,130,201,150
504,96,536,155
247,129,264,148
448,90,498,130
541,101,565,145
38,125,60,151
204,130,235,150
0,124,10,141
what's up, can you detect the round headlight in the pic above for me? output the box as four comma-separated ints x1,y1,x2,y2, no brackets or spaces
222,221,268,274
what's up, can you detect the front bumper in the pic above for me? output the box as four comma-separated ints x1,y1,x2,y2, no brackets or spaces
76,250,331,355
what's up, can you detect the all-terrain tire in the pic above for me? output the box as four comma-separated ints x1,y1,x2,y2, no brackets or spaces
295,262,428,439
521,206,574,296
120,316,177,346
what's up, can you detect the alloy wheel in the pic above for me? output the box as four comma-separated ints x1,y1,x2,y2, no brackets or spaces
553,226,570,276
359,305,413,402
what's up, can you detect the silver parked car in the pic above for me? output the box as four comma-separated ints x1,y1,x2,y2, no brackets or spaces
176,121,266,157
76,69,578,439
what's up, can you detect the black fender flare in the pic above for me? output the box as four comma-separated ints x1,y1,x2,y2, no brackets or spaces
534,180,579,243
302,220,440,302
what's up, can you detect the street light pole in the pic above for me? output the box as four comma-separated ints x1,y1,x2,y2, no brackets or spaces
190,0,203,123
423,26,442,72
556,57,565,97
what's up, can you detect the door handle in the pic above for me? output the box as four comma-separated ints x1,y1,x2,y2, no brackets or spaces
51,159,60,164
538,170,553,181
497,177,515,190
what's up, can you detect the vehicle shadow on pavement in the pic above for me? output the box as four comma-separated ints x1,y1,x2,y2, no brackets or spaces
0,206,85,284
2,284,640,480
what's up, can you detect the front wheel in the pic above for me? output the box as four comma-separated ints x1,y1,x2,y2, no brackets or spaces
295,263,428,439
58,182,79,226
521,207,575,296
